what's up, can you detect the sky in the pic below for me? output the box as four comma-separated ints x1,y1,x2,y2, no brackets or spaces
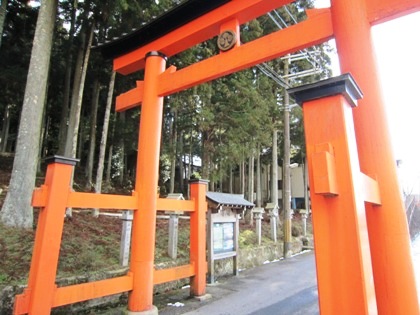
315,0,420,194
372,14,420,193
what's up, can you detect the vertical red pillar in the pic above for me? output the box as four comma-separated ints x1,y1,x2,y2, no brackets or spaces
128,52,166,314
331,1,419,314
289,75,377,314
189,179,209,297
22,156,77,315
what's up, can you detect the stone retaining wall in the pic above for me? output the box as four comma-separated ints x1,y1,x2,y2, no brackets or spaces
213,239,303,279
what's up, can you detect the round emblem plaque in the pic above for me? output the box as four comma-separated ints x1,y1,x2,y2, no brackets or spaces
217,30,237,51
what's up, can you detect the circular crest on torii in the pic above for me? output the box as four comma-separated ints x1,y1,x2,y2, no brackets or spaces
217,30,237,51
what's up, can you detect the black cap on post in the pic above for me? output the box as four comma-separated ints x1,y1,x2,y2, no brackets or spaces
45,155,79,166
287,73,363,108
188,178,210,185
145,51,167,60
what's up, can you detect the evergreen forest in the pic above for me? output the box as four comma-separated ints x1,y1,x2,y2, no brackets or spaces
0,0,332,228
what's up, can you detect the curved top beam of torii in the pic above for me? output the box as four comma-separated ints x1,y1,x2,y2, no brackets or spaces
98,0,420,76
368,0,420,24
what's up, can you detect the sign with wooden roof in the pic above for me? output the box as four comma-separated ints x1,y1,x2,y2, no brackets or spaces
206,191,254,214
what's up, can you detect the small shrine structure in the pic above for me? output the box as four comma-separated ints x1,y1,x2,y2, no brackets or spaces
206,192,254,283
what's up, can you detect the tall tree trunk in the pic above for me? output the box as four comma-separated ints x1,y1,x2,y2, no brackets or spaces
218,161,223,192
271,129,278,204
178,132,184,194
105,144,113,184
77,117,85,160
169,109,177,194
0,104,11,152
117,112,126,185
64,43,82,217
37,92,49,174
105,112,116,186
64,25,93,218
246,155,255,225
201,132,211,180
209,159,215,191
186,128,193,198
93,71,116,217
256,145,262,207
85,78,100,188
42,116,50,157
169,157,176,193
303,159,309,212
0,0,8,49
229,164,233,193
58,62,72,155
266,164,270,201
240,158,245,195
239,161,243,194
188,128,193,180
64,26,94,158
283,58,292,257
58,0,77,155
247,155,254,202
0,0,57,228
63,45,83,155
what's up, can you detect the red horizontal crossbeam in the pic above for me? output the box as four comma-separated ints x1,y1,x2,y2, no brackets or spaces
156,198,195,212
116,81,144,111
14,276,134,315
32,189,197,212
31,187,138,210
15,264,203,314
157,9,333,96
67,192,137,209
154,264,195,285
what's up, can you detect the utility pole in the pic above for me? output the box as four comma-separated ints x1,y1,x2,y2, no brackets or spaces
283,56,292,258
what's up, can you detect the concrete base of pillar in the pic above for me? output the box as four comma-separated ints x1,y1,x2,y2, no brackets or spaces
194,293,212,302
127,305,158,315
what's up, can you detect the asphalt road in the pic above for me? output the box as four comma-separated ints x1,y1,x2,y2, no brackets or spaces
159,251,319,315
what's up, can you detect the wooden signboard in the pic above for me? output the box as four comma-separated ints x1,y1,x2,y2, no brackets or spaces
207,210,239,284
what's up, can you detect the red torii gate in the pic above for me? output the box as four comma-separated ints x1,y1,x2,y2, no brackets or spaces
14,0,420,314
112,1,420,314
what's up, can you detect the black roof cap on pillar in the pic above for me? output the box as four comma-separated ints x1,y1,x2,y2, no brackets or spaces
45,155,79,166
287,73,363,108
189,178,210,185
96,0,232,60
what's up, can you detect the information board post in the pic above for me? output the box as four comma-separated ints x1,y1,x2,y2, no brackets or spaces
207,209,240,284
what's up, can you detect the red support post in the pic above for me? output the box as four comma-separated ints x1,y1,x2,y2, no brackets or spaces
128,52,166,314
331,1,420,314
189,179,209,297
14,156,77,315
289,75,377,315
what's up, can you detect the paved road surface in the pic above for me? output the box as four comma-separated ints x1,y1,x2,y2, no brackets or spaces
159,251,319,315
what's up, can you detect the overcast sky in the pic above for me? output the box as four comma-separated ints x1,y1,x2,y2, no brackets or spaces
315,0,420,192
